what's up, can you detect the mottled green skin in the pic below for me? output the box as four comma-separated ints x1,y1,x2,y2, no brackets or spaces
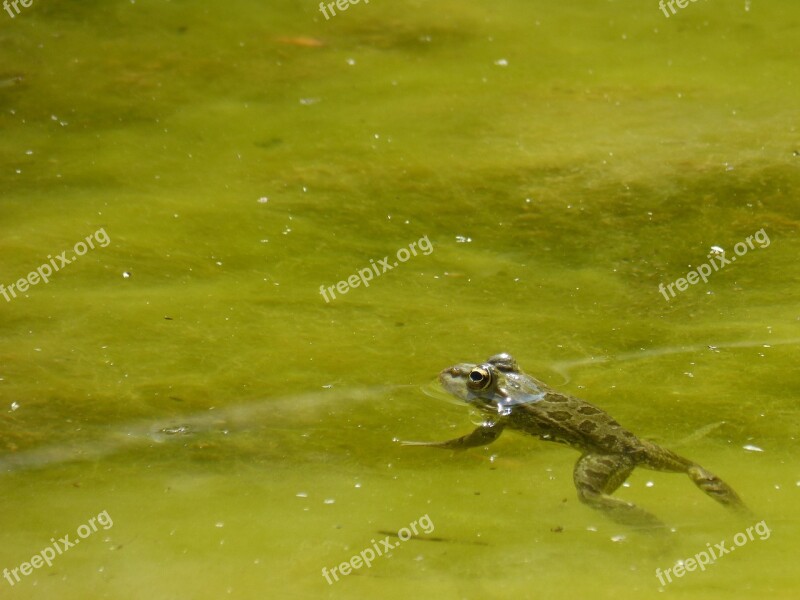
404,353,748,528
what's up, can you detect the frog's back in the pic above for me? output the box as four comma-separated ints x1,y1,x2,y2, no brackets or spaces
509,390,646,457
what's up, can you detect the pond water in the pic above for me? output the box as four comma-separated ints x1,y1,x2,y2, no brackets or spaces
1,0,798,598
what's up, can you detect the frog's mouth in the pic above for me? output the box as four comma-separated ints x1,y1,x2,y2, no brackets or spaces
420,378,463,406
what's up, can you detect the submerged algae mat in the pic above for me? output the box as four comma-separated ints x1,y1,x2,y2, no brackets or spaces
1,0,799,598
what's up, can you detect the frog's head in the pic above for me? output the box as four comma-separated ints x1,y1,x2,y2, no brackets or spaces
439,353,545,415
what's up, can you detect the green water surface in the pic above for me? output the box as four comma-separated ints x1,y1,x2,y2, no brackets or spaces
1,0,799,598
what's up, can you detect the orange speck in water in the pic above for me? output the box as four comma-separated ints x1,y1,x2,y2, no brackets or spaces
275,36,325,48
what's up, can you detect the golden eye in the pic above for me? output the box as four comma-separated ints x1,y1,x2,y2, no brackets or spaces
467,367,492,390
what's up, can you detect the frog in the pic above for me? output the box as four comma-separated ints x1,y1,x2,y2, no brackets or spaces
402,353,748,528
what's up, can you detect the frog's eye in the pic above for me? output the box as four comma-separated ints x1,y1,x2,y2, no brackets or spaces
467,366,492,390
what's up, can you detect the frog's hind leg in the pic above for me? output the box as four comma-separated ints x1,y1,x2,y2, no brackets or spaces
686,463,748,512
640,441,748,513
573,453,664,529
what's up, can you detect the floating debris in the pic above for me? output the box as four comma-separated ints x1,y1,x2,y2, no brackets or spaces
742,444,764,452
159,425,192,436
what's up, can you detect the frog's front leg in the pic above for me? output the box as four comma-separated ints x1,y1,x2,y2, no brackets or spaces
401,422,505,450
573,453,665,529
